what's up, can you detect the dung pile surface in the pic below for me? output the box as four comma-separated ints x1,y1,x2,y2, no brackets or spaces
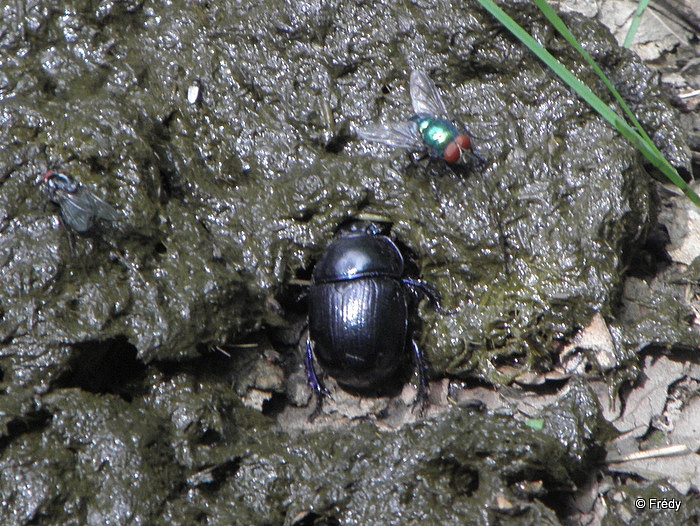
0,0,689,524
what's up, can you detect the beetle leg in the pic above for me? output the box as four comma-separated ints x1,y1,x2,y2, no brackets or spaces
403,278,453,315
305,339,327,395
305,339,329,420
411,339,429,414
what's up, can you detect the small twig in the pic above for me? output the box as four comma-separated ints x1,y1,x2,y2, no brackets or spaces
679,89,700,99
608,444,690,463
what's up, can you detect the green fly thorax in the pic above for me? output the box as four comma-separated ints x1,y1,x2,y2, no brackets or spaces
410,115,458,155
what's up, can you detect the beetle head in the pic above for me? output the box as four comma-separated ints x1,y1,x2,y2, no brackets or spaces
335,220,389,239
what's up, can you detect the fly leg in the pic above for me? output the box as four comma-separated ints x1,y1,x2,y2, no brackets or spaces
459,145,487,167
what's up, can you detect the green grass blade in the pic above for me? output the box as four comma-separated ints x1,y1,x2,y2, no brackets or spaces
624,0,650,48
475,0,700,206
532,0,653,145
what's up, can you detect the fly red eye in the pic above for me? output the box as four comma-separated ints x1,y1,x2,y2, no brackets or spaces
455,134,471,150
444,142,460,163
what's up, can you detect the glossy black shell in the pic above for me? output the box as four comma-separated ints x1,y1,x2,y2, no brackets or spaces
308,232,409,390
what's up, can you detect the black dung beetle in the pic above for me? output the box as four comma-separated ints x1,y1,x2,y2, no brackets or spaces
305,221,445,411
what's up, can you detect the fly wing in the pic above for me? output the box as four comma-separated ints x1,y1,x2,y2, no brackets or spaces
356,120,424,151
410,70,450,119
58,187,119,232
80,190,120,222
57,193,95,232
